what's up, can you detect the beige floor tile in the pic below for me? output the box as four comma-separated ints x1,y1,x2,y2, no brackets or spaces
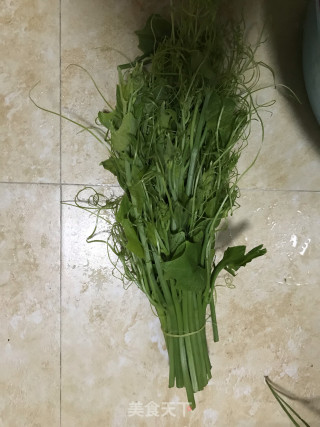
2,0,320,426
60,0,168,185
0,184,60,426
0,1,60,183
235,0,320,191
61,186,320,426
212,189,320,426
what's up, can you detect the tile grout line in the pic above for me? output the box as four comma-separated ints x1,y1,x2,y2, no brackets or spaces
238,188,320,193
0,181,121,188
59,0,62,425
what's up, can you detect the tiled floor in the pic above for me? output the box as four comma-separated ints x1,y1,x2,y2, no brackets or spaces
1,0,319,426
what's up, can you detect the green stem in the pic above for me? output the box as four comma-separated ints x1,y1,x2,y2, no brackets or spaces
171,287,195,408
152,253,182,388
265,377,310,427
162,289,212,410
125,159,165,307
210,293,219,342
189,292,207,389
182,293,199,391
198,292,212,377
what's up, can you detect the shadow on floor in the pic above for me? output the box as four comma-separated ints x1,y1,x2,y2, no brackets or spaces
215,220,250,250
262,0,320,152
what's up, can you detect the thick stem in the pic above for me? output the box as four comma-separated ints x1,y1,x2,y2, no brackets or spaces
162,289,212,410
210,293,219,342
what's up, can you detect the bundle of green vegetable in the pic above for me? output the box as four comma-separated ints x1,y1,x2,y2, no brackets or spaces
79,0,268,409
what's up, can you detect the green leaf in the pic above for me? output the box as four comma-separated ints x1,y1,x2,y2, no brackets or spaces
190,50,215,80
218,244,267,276
98,110,117,130
131,163,147,183
204,91,221,131
219,98,237,144
154,228,170,256
135,14,171,56
172,203,189,230
100,157,118,176
129,181,145,213
158,200,170,224
169,231,185,255
123,111,137,133
171,241,186,259
192,229,204,243
111,132,129,152
146,222,157,247
122,219,145,259
115,194,131,222
163,138,174,162
204,197,216,217
158,103,176,129
163,241,206,292
111,112,137,152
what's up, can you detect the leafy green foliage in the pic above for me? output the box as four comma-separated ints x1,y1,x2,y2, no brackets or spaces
73,0,271,410
163,241,206,292
100,157,118,176
217,244,267,276
121,219,145,259
111,112,137,151
115,194,130,222
135,14,172,56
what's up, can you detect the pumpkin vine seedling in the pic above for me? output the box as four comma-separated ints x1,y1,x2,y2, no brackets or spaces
90,0,270,409
30,0,277,411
